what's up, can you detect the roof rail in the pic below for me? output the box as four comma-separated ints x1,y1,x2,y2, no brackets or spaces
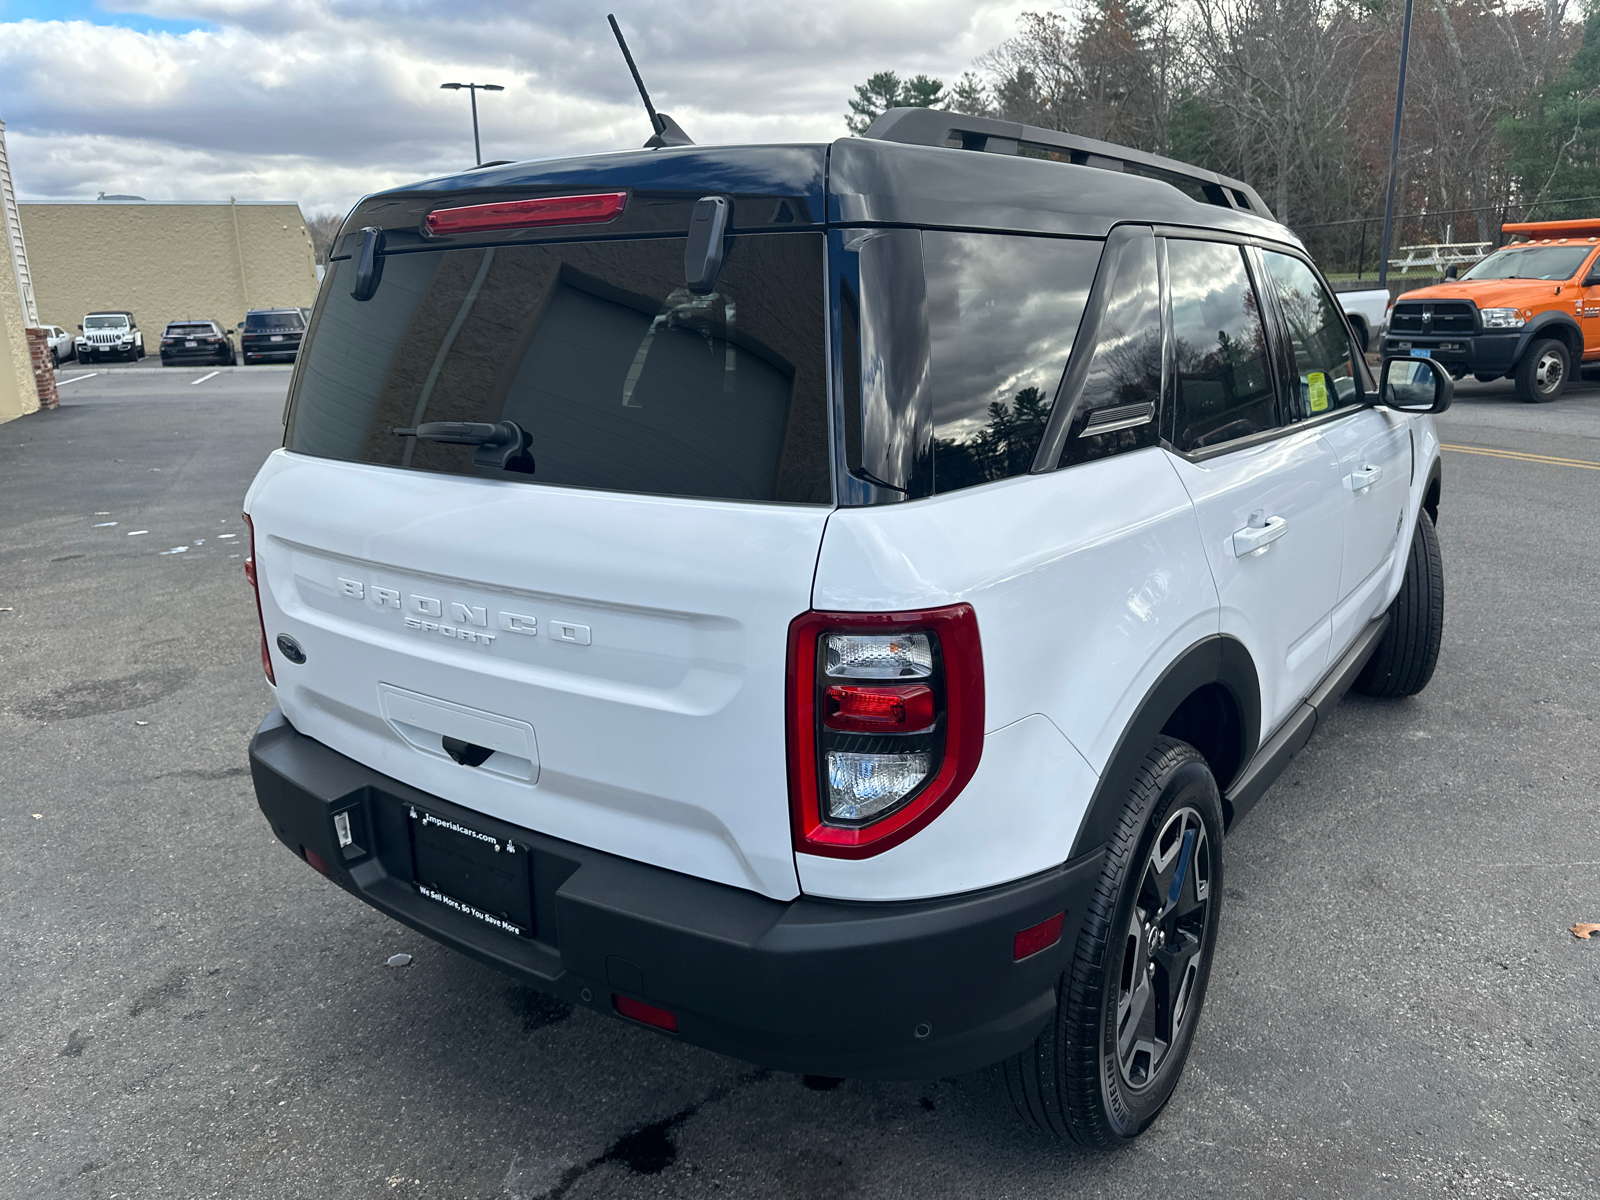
863,107,1275,222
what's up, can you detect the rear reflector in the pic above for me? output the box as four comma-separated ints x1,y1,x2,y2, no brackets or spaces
613,994,678,1033
302,846,332,877
424,192,627,237
241,512,274,685
823,684,935,732
1013,911,1066,961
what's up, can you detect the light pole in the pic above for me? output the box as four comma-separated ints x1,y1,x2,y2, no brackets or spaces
440,81,504,166
1377,0,1415,290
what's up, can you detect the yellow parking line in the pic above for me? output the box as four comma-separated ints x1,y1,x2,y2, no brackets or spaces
1441,443,1600,471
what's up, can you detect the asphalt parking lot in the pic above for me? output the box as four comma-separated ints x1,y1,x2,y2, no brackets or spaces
2,366,1598,1200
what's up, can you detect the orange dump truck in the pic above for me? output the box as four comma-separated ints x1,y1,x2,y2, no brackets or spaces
1381,218,1600,402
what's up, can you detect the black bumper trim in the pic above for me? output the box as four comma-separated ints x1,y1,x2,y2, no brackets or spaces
249,709,1102,1079
1381,332,1519,377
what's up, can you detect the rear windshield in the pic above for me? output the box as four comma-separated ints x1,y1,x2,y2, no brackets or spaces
247,311,305,330
287,233,831,504
166,323,214,335
1461,245,1593,281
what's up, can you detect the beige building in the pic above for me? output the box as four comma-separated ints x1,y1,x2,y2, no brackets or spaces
19,199,320,349
1,116,41,424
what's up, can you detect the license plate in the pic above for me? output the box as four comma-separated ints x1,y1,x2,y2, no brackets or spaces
270,334,284,342
407,806,532,937
185,340,197,347
1410,348,1431,358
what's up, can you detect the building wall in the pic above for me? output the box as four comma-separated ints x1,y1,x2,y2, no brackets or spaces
0,241,38,424
18,201,318,346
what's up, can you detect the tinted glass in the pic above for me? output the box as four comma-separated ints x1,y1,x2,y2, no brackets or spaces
1168,240,1278,451
167,323,215,335
84,315,127,329
1461,245,1592,281
1260,252,1361,417
246,311,305,330
287,233,830,504
923,232,1101,493
1063,234,1162,463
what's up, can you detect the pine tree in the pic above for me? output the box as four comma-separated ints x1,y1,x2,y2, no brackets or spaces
1499,7,1600,217
845,71,949,135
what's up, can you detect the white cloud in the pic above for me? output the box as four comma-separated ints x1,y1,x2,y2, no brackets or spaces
0,1,1031,215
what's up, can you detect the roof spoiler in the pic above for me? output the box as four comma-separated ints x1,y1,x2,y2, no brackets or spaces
863,107,1275,222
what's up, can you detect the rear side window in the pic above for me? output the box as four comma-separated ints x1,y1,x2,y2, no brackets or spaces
1167,240,1278,452
925,233,1100,493
1061,233,1162,464
287,233,830,504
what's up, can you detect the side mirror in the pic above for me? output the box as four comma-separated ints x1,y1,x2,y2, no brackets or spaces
1585,273,1600,288
1381,356,1453,414
77,324,83,331
1443,264,1458,280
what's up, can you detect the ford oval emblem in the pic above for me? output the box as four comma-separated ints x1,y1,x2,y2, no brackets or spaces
275,634,307,664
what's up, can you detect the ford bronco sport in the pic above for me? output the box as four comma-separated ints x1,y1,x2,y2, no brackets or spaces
244,107,1452,1147
1382,217,1600,403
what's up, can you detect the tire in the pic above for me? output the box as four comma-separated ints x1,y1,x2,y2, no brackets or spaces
50,348,59,367
1514,338,1569,403
1354,510,1443,698
1000,737,1224,1148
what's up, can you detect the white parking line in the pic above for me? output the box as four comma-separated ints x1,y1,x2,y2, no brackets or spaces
56,373,98,386
189,371,221,386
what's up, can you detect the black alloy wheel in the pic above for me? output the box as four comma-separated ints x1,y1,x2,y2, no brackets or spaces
1111,804,1213,1091
1001,737,1224,1148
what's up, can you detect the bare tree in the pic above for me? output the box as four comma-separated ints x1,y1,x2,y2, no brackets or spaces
305,210,344,265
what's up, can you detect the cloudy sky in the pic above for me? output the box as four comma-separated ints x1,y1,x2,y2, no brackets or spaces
0,0,1034,220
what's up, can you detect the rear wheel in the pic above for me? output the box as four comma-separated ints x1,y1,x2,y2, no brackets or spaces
1514,338,1568,403
1000,737,1223,1148
1355,510,1443,698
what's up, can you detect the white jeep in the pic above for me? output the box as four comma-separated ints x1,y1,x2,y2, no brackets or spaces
75,311,144,362
244,109,1449,1147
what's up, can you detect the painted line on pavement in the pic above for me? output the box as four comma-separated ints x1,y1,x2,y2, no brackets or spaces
1441,443,1600,471
56,373,98,386
189,371,221,386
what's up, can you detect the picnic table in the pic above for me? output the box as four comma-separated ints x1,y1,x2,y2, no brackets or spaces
1388,241,1492,273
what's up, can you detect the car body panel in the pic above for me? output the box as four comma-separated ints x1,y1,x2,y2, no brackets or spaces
244,448,828,902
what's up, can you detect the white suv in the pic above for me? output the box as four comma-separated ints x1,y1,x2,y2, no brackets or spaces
75,310,144,362
244,109,1450,1147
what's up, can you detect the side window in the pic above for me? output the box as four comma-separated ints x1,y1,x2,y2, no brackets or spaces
1166,239,1279,452
923,232,1102,494
1259,251,1362,416
1063,233,1162,464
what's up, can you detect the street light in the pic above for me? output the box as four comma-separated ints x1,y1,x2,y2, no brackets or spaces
440,81,504,166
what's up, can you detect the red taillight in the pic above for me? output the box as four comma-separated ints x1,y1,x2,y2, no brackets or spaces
1013,912,1066,960
302,846,331,877
787,605,984,859
160,337,176,346
823,684,935,732
613,994,678,1033
242,512,274,684
424,192,628,237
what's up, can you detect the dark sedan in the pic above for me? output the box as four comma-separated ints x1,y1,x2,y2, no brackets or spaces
160,320,236,366
240,308,306,364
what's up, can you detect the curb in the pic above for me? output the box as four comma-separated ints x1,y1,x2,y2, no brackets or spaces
54,363,294,375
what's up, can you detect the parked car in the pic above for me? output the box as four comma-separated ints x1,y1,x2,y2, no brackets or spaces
42,325,74,366
239,308,306,364
243,107,1450,1147
74,311,144,362
1335,286,1390,351
159,320,236,366
1382,218,1600,402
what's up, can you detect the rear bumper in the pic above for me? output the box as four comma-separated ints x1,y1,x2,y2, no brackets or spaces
1381,332,1519,378
249,708,1100,1080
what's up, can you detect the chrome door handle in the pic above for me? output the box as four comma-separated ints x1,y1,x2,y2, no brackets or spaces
1232,515,1288,557
1347,465,1382,493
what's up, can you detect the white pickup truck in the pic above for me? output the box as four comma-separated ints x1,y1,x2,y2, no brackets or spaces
1336,286,1390,351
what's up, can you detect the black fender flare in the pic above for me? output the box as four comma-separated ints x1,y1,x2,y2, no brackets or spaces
1514,313,1583,362
1067,635,1261,858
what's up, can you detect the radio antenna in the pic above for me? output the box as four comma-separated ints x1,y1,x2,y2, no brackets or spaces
607,14,694,148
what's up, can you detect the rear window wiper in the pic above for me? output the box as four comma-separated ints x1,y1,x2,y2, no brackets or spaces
392,420,534,473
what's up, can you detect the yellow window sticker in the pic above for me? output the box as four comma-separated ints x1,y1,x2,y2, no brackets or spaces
1308,371,1329,413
